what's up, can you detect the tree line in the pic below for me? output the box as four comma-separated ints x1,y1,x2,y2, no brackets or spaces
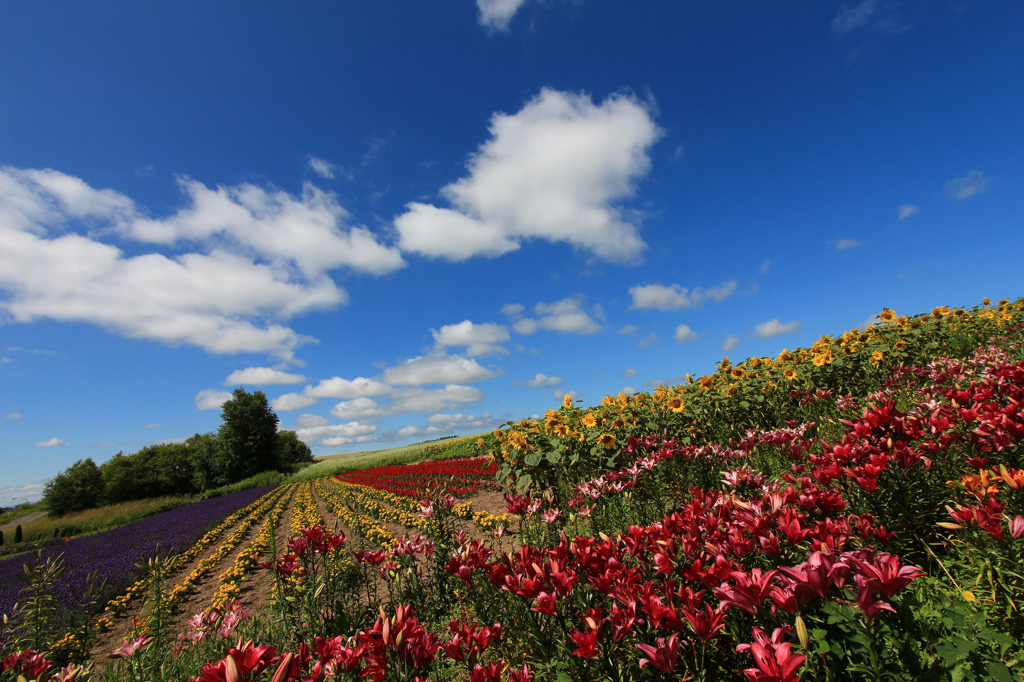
41,388,312,517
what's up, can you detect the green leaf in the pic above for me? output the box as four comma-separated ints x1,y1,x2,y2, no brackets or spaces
986,662,1014,682
525,452,542,467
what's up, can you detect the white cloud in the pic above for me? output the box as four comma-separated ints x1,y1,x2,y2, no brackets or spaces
395,88,661,264
34,437,67,447
621,368,637,378
832,239,861,250
308,157,339,180
557,389,579,403
832,0,879,34
721,335,741,352
621,386,637,395
897,204,920,220
628,280,737,311
330,397,395,420
432,320,510,357
857,313,882,330
0,167,405,361
426,412,483,424
759,260,771,274
637,333,659,348
515,373,563,389
513,318,539,335
225,367,308,386
145,422,161,428
305,376,393,400
382,354,499,386
295,413,330,427
753,319,803,338
130,178,405,277
514,297,602,335
294,421,377,444
500,303,525,318
617,325,639,335
476,0,528,30
675,324,699,343
330,385,485,420
945,171,991,200
272,392,319,412
195,389,233,411
7,412,23,419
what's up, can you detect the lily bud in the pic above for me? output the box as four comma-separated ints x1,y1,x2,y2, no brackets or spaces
1000,464,1018,489
795,615,810,650
224,655,241,682
271,652,294,682
936,522,963,530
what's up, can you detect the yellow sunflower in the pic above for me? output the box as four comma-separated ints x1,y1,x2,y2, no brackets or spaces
581,413,598,428
598,433,618,449
783,368,798,380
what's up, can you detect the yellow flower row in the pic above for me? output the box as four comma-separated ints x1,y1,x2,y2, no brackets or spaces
210,484,296,611
315,478,396,549
94,485,291,633
166,485,297,614
290,481,323,536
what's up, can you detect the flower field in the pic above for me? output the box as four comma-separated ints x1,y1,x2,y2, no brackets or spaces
3,297,1024,682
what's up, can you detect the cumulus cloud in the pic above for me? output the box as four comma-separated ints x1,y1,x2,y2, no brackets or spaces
628,280,737,311
308,157,339,179
395,89,661,264
225,367,308,386
0,167,404,361
621,368,637,378
34,437,67,447
515,373,563,389
7,412,23,419
305,376,393,400
382,354,499,386
621,386,637,395
721,335,741,352
832,0,879,34
557,389,579,403
508,297,602,336
616,325,639,335
476,0,528,30
294,421,377,444
897,204,920,220
330,385,485,420
945,171,991,200
195,389,233,411
675,324,699,343
272,392,319,412
832,239,861,251
432,320,510,357
295,414,330,427
753,319,803,338
637,333,659,348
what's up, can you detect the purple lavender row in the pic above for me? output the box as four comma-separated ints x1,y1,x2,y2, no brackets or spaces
0,486,275,641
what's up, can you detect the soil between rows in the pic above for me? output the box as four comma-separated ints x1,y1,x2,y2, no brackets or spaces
86,481,511,669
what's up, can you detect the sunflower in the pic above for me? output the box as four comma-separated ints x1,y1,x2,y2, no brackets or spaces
812,354,828,367
598,433,618,449
870,350,884,365
783,368,798,380
700,375,716,389
563,393,575,408
749,357,762,369
581,413,598,428
617,392,629,408
879,308,896,322
731,367,747,380
778,349,792,363
667,397,685,413
893,340,906,351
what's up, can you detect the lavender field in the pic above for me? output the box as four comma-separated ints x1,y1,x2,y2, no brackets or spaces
0,487,274,640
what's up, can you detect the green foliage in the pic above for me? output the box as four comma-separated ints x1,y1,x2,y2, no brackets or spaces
277,430,313,465
41,458,104,518
13,525,21,543
214,387,281,486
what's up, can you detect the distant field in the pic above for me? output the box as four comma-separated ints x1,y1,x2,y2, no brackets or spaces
292,433,488,482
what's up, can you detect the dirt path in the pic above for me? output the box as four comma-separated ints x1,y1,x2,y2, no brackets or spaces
0,511,46,533
87,489,291,668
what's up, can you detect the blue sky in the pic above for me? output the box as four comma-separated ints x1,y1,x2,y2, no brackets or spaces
1,0,1022,506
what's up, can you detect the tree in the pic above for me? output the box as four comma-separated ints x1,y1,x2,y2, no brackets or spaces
277,430,313,465
42,458,104,517
189,432,226,490
216,388,280,485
